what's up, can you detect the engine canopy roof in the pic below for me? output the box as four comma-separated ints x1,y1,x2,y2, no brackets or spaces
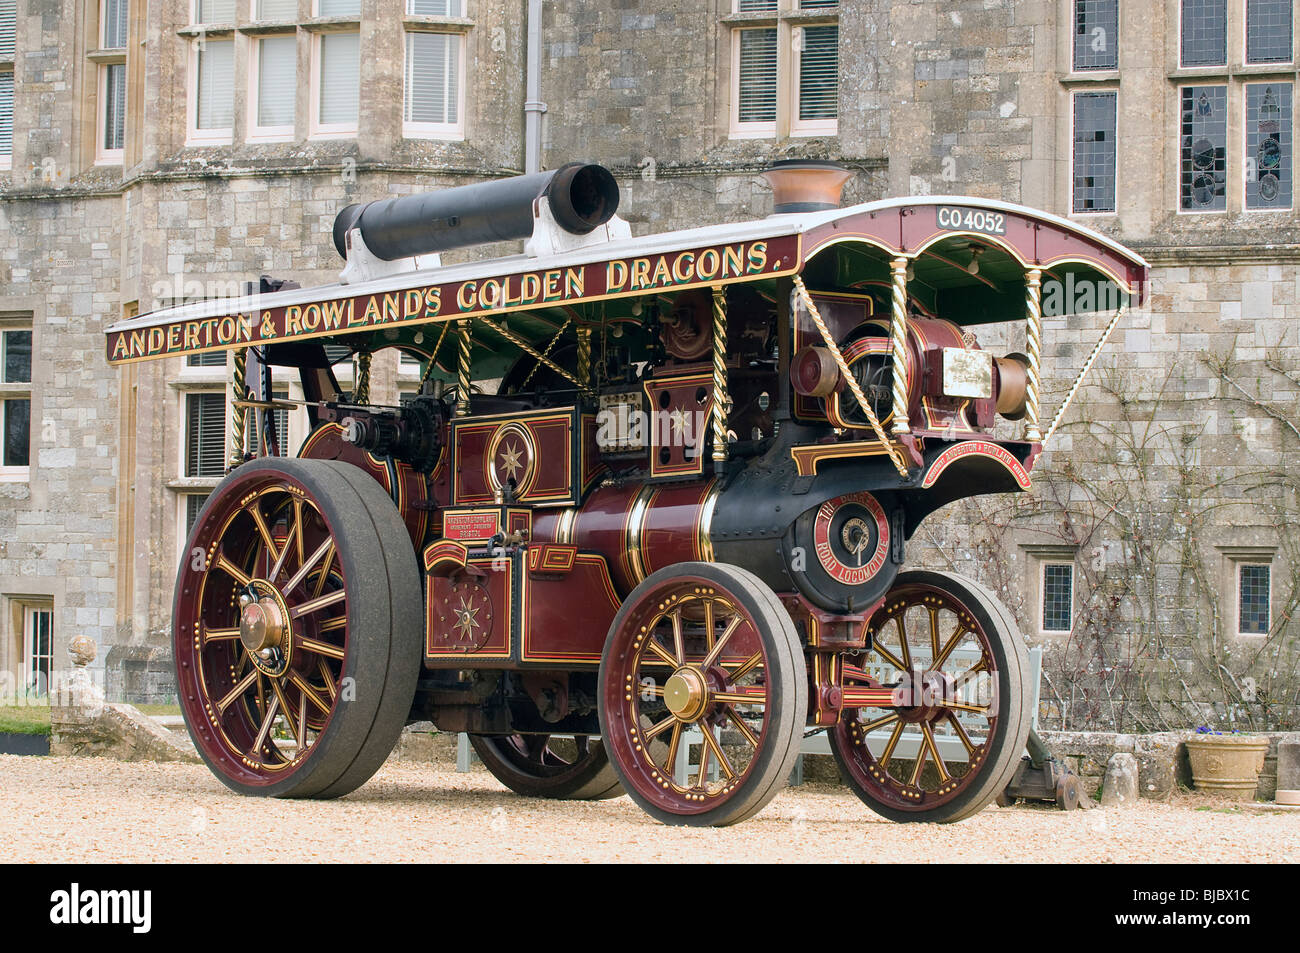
104,194,1149,367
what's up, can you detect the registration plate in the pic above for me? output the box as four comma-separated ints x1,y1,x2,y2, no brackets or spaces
936,206,1007,236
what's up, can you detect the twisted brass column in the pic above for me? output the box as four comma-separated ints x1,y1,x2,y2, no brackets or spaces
710,286,729,465
1024,268,1043,442
456,319,472,417
228,348,248,469
353,351,371,405
889,257,911,436
421,322,451,391
576,325,593,393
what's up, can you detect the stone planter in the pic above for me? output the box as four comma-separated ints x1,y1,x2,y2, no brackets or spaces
1184,735,1269,800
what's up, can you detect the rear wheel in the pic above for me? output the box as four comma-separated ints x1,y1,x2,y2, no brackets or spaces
599,562,807,827
469,733,623,800
173,457,423,798
830,570,1030,823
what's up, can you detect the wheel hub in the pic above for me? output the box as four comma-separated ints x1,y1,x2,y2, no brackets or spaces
893,669,956,724
240,599,284,653
238,581,294,674
664,667,708,721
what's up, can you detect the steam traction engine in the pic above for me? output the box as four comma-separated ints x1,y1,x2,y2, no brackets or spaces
106,161,1149,826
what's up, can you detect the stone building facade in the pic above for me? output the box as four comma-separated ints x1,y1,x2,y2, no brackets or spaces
0,1,1296,727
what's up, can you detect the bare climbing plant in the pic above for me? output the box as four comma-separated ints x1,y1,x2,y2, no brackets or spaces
917,349,1299,732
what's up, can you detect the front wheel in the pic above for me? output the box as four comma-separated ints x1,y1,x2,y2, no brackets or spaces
469,733,623,800
599,562,807,827
829,570,1031,823
173,458,423,798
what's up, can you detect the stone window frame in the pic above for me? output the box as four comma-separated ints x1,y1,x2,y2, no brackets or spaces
89,0,129,166
168,353,229,546
1070,86,1120,214
1243,0,1294,66
723,0,840,141
1020,544,1079,637
180,388,229,481
1215,545,1278,638
181,491,210,546
401,0,472,142
1244,79,1293,210
307,1,362,140
247,31,299,142
0,314,32,482
184,31,237,146
18,599,54,697
246,386,291,457
1180,0,1230,69
1,0,15,172
3,593,52,698
1178,83,1230,212
1071,0,1120,73
1168,0,1299,216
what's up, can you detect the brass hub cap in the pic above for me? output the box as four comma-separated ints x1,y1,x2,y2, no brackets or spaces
239,600,281,652
238,580,293,675
664,667,708,722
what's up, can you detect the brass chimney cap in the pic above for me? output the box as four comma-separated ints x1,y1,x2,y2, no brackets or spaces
761,160,853,214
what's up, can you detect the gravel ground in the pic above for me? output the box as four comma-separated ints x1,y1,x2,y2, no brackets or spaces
2,754,1297,863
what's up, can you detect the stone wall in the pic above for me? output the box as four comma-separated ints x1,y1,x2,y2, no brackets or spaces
1037,730,1299,802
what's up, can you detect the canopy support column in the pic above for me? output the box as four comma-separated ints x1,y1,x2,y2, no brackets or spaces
1024,268,1043,443
456,319,472,417
576,325,593,394
421,322,451,393
228,348,248,469
711,285,729,468
889,257,911,437
353,351,371,405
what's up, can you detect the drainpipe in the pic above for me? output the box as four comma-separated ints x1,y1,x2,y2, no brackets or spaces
524,0,547,175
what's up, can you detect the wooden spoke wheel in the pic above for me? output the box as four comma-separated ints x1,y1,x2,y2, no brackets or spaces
174,458,423,798
599,562,807,827
830,570,1030,823
469,733,624,800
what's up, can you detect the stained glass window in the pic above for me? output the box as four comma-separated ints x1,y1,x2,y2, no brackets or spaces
1042,563,1074,632
1074,91,1117,211
1181,0,1227,67
1238,564,1270,635
1073,0,1118,71
1246,83,1292,209
1246,0,1292,64
1181,85,1227,211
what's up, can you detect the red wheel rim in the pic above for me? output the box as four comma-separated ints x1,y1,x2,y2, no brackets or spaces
834,583,1000,813
174,470,350,788
602,577,773,816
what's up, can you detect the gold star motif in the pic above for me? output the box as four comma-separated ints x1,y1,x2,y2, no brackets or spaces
668,407,688,440
452,595,481,644
497,439,525,482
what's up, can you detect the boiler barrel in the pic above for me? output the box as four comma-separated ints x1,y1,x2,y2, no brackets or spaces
332,162,619,261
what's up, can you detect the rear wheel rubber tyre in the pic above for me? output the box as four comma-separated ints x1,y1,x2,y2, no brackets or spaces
598,562,807,827
469,733,624,800
830,570,1031,823
174,457,423,799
